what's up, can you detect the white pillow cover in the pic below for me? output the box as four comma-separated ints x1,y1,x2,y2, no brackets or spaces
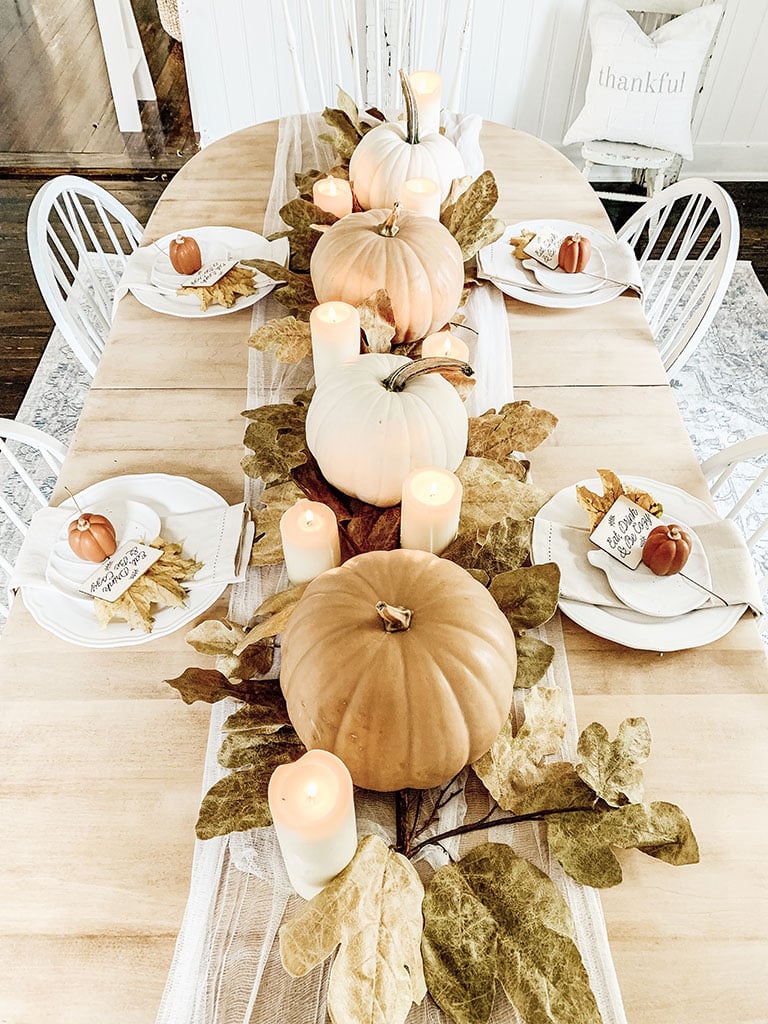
564,0,723,160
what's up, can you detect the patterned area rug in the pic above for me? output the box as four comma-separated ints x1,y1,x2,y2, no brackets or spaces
4,261,768,629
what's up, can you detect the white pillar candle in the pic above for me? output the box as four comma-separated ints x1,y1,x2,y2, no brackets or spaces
310,301,361,385
312,176,353,219
400,467,463,555
421,329,470,362
268,749,358,900
400,177,441,219
409,70,442,136
279,499,341,585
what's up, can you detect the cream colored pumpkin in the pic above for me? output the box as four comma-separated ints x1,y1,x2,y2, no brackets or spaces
280,549,518,792
305,353,470,507
310,205,464,344
349,69,465,210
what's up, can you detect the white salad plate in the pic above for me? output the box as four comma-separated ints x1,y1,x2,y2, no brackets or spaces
586,515,711,618
522,246,607,295
130,227,288,319
478,220,627,309
46,499,162,605
532,476,746,651
22,474,228,649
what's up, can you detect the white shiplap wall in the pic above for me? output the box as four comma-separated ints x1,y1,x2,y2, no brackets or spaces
179,0,768,179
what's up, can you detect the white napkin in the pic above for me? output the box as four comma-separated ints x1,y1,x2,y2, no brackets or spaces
10,502,254,595
533,517,764,617
442,111,484,178
162,503,255,588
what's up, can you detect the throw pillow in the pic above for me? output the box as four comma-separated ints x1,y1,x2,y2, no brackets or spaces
563,0,723,160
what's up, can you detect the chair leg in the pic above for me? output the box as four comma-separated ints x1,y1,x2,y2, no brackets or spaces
582,159,593,182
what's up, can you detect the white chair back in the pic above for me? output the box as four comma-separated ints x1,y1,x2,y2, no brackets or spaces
701,435,768,587
0,421,66,619
179,0,479,146
617,177,739,376
27,175,144,377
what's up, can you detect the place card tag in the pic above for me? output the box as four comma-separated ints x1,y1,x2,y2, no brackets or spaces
78,542,163,602
523,228,562,269
188,258,238,287
589,496,658,569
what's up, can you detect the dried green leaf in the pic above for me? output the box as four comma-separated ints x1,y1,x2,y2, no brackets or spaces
294,165,350,201
467,401,559,465
320,106,362,159
244,258,317,317
473,517,532,577
164,667,274,705
185,618,246,657
547,801,699,888
501,761,597,816
280,834,426,1024
335,88,364,132
489,563,561,632
467,567,490,586
440,530,480,571
218,733,302,770
358,289,396,353
514,634,555,688
440,171,505,262
473,687,566,806
242,404,308,485
248,316,313,363
219,638,275,680
196,751,299,839
422,843,602,1024
276,198,338,272
576,717,651,807
457,457,550,539
222,697,290,735
249,480,305,566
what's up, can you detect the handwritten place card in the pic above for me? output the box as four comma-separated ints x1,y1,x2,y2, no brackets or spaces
589,495,658,569
79,542,163,602
188,258,238,287
523,228,563,270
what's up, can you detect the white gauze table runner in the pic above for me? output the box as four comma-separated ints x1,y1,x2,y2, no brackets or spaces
156,114,627,1024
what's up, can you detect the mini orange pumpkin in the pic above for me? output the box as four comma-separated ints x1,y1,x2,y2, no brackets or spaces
642,524,692,576
169,234,202,275
558,232,591,274
68,513,118,563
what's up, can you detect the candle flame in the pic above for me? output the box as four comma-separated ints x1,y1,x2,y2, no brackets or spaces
430,481,439,498
328,305,339,324
326,178,339,195
306,781,318,800
304,509,315,527
443,336,452,356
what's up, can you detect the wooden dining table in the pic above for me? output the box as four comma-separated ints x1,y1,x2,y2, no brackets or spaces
1,120,767,1024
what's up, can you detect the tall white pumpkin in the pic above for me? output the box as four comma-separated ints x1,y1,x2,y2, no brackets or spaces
349,69,465,210
305,353,471,507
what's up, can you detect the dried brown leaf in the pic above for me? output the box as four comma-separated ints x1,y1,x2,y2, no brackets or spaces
576,717,651,807
236,583,308,652
241,404,308,485
514,635,555,688
244,258,317,318
248,315,313,363
164,667,277,705
320,106,362,159
249,480,305,567
472,517,531,577
358,289,396,353
467,401,558,465
457,457,550,540
440,170,504,262
489,563,561,632
196,750,299,839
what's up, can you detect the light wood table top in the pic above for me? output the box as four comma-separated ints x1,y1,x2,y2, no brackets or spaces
1,121,766,1024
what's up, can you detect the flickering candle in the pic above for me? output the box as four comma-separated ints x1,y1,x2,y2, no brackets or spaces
400,177,441,219
312,175,353,218
279,499,341,584
310,301,361,384
421,329,470,362
409,70,442,136
268,749,358,900
400,467,462,554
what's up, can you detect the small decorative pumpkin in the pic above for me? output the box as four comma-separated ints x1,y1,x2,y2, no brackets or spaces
68,513,118,562
642,524,692,576
280,549,518,791
305,353,472,507
310,203,464,344
558,232,591,274
169,234,202,275
349,69,465,210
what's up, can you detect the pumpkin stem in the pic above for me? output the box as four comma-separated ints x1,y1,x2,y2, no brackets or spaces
376,601,412,632
377,203,402,237
382,356,474,392
399,68,419,145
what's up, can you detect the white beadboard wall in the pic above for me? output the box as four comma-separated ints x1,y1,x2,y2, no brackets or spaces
179,0,768,179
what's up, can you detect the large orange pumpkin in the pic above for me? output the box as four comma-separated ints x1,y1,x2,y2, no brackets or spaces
280,549,518,791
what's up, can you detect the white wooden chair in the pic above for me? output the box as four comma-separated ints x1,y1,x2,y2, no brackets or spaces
580,0,722,203
617,177,739,376
27,176,144,377
701,435,768,587
0,421,66,619
92,0,156,132
178,0,480,146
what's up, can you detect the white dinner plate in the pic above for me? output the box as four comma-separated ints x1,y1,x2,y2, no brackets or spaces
130,227,289,319
587,516,711,618
478,220,626,309
532,476,746,651
22,474,228,648
151,238,230,291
